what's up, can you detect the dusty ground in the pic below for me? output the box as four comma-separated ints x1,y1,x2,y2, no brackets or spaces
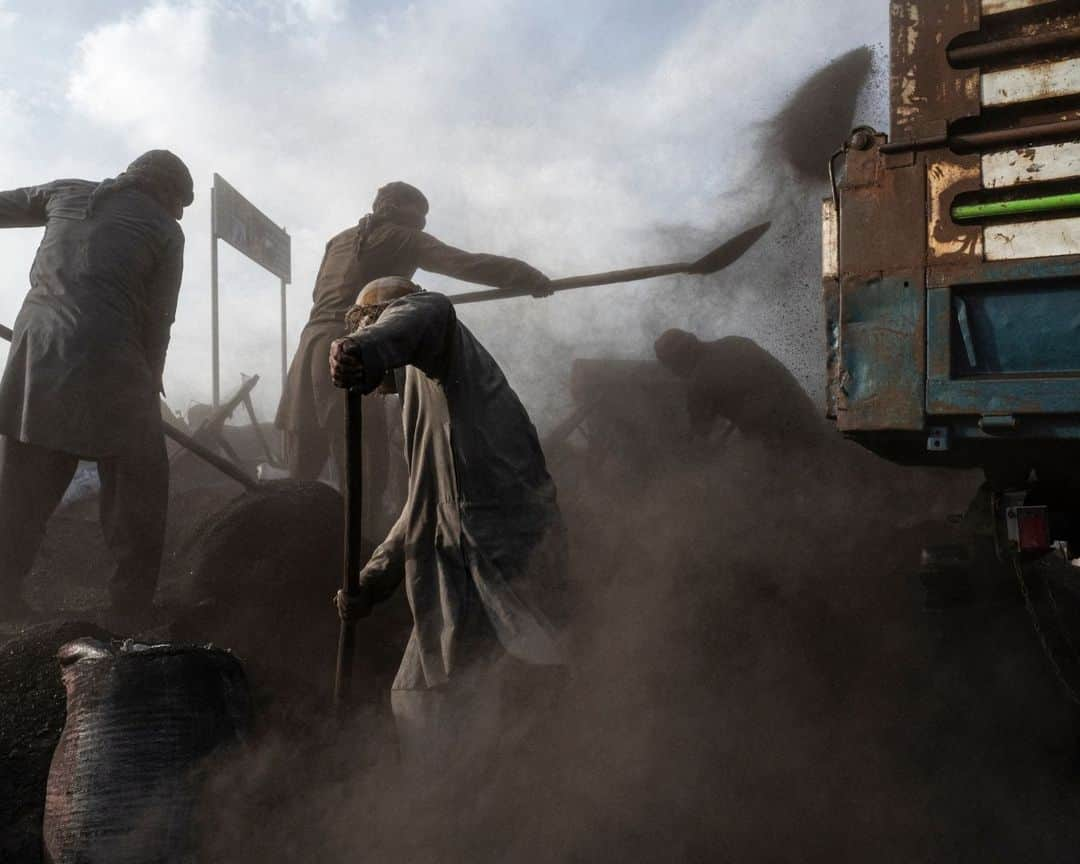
5,402,1080,862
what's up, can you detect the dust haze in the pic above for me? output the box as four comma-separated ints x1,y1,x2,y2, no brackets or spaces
186,47,1066,864
6,3,1080,862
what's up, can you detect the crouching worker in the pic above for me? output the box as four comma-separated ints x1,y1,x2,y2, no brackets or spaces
330,276,567,770
654,328,828,451
0,151,192,624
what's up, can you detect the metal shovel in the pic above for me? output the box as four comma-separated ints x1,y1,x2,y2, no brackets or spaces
449,220,771,305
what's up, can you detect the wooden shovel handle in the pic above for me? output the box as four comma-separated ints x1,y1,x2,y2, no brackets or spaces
334,388,365,708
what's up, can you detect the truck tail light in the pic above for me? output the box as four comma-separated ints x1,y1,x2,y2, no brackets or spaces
1006,505,1051,552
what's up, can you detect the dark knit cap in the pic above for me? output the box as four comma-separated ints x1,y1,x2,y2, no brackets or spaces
126,149,194,207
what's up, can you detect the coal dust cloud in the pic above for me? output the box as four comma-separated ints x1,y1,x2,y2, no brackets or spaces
3,2,1080,864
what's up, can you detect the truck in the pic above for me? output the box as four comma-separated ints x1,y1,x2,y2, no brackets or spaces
824,0,1080,645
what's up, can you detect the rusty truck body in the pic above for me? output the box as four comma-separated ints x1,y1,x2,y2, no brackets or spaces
826,0,1080,563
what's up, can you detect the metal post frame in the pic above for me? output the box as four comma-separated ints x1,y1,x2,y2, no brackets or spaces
210,184,221,407
280,279,287,393
209,174,291,414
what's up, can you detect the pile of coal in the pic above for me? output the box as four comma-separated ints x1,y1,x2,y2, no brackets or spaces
0,621,112,864
173,480,352,700
43,638,250,864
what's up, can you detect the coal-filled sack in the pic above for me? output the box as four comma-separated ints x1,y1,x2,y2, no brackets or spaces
43,639,250,864
0,622,112,864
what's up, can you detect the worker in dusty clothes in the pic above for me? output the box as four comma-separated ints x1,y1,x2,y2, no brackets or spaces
330,276,567,768
0,150,192,623
654,328,827,450
275,181,551,509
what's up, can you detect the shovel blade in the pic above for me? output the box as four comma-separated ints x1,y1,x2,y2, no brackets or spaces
690,221,771,275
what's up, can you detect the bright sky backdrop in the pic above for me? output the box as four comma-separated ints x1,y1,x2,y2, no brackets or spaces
0,0,887,427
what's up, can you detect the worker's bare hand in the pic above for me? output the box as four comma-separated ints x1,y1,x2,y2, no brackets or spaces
330,338,364,389
517,264,552,298
529,275,554,298
334,587,372,622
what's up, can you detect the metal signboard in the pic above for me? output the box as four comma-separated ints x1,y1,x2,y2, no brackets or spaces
212,173,291,281
210,174,292,407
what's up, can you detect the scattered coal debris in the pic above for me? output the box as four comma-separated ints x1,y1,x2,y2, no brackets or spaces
767,46,875,182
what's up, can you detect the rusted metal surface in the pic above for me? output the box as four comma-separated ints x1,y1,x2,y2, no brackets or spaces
891,1,981,142
827,0,1080,452
949,26,1080,66
880,118,1080,154
957,117,1080,148
928,374,1080,416
837,272,926,431
926,257,1080,416
983,7,1080,44
823,274,841,421
930,252,1080,286
927,157,984,261
829,133,927,432
837,136,926,275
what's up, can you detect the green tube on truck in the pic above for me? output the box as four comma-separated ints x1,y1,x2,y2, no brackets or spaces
953,192,1080,222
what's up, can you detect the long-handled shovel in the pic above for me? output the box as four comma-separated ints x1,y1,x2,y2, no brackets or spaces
448,220,771,306
334,387,364,709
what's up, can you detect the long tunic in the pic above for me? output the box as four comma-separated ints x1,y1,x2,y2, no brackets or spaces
347,292,567,691
0,180,184,458
275,220,544,437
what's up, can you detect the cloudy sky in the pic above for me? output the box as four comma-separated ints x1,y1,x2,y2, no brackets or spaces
0,0,886,427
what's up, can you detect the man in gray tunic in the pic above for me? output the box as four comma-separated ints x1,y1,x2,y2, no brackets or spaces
0,150,192,622
276,181,549,489
330,276,566,764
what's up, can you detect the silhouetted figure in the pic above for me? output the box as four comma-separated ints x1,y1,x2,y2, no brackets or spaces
654,328,827,450
0,150,193,622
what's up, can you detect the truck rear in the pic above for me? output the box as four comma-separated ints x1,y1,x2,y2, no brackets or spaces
825,0,1080,569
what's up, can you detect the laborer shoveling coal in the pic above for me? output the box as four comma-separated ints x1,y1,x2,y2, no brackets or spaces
330,275,569,769
0,154,341,697
327,219,772,757
275,180,551,492
0,152,193,627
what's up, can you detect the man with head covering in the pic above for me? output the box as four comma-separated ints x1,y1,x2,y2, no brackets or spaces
275,181,551,498
329,276,566,767
0,150,193,622
654,328,828,450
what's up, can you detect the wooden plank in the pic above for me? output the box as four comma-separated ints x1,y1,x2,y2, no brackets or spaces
982,0,1055,14
821,198,839,280
984,216,1080,260
984,141,1080,188
983,58,1080,107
